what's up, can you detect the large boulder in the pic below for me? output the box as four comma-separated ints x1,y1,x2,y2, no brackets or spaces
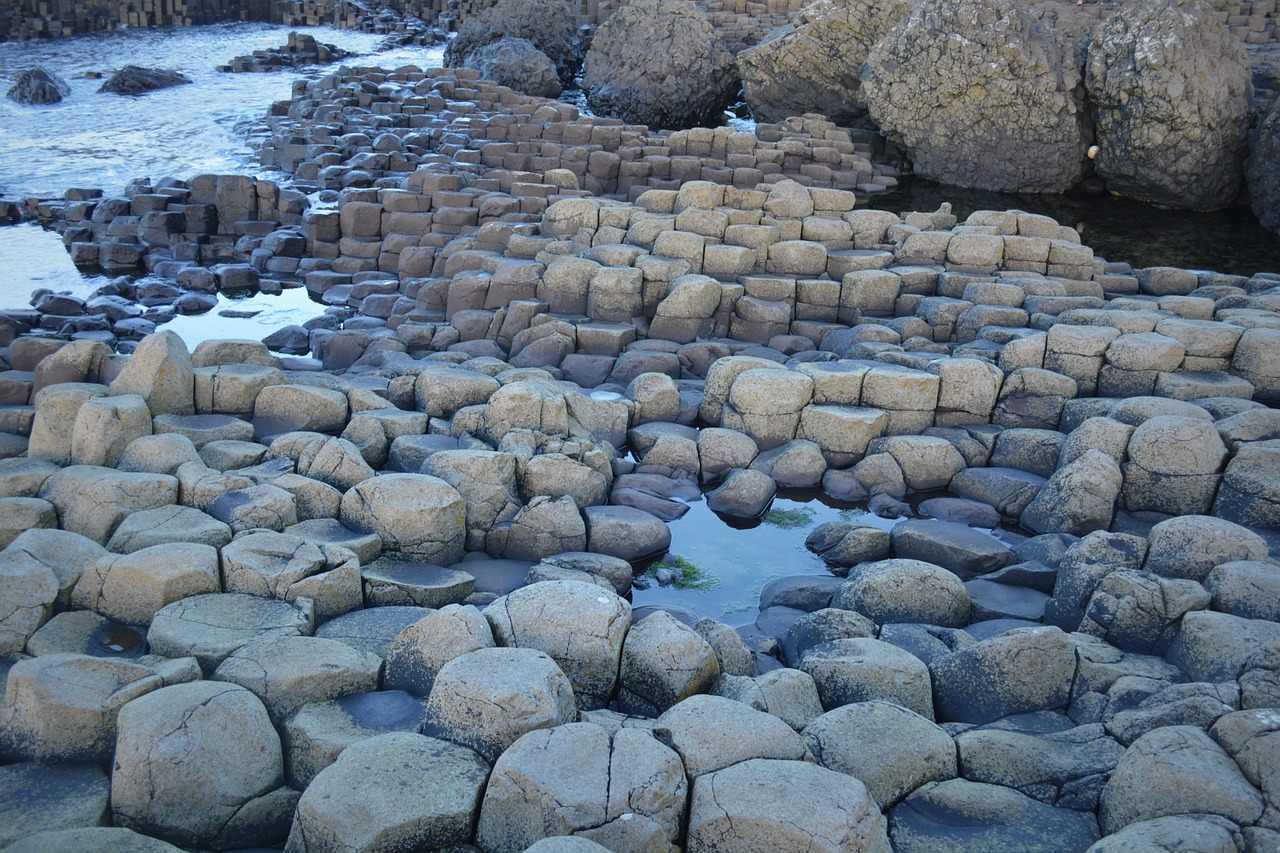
861,0,1088,192
930,626,1076,724
7,67,71,105
1249,97,1280,235
736,0,912,125
476,723,687,853
339,473,465,564
462,37,562,98
111,681,297,850
583,0,739,130
443,0,582,84
98,65,192,95
1085,0,1253,210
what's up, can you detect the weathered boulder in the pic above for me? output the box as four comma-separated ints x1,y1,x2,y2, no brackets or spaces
1085,815,1246,853
930,626,1076,724
39,466,178,545
147,592,312,674
862,0,1087,192
1079,569,1209,655
462,37,562,98
425,646,577,761
688,758,891,853
1020,449,1122,536
442,0,582,84
583,504,671,562
583,0,738,130
0,543,60,654
1121,415,1228,516
423,449,521,552
476,723,686,853
220,531,360,620
1,827,186,853
485,580,631,709
107,330,193,415
803,701,957,809
284,732,489,853
72,543,220,624
339,473,466,564
1086,0,1253,210
1099,725,1264,834
1141,514,1269,583
111,680,297,850
385,604,495,697
737,0,912,125
833,559,970,627
617,610,719,715
212,635,382,722
6,67,71,105
800,637,934,719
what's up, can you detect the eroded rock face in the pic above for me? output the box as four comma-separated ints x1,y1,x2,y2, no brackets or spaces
7,68,70,105
462,37,562,98
583,0,738,130
1249,97,1280,236
862,0,1088,192
1085,0,1253,210
98,65,192,95
737,0,912,125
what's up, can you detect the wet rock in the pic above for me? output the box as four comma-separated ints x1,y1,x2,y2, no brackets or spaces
1086,0,1253,210
285,731,488,853
931,626,1075,724
6,67,71,105
486,580,630,710
705,467,776,519
737,0,911,125
834,558,970,627
476,722,686,853
862,0,1087,192
804,521,891,572
688,758,891,853
425,646,576,761
583,504,671,562
618,610,719,716
803,700,957,809
889,518,1014,577
1249,97,1280,236
98,65,192,95
889,778,1100,853
111,680,297,850
1099,725,1263,834
583,0,738,130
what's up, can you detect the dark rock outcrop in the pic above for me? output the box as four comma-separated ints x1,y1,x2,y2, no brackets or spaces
1248,96,1280,235
443,0,582,85
737,0,912,126
98,65,192,95
1085,0,1253,210
582,0,739,130
862,0,1088,193
462,37,562,98
6,68,71,105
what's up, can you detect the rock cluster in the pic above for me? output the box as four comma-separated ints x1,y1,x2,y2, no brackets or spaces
217,31,354,73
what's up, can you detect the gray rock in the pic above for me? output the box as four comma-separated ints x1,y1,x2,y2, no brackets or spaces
361,556,475,609
955,724,1125,807
889,778,1101,853
1166,610,1280,683
476,723,686,853
111,680,297,850
1099,725,1263,835
804,521,891,571
442,0,581,84
862,0,1087,192
931,626,1076,724
105,505,231,553
705,468,776,519
889,518,1014,577
1020,450,1123,537
617,610,719,716
1085,815,1244,853
655,693,809,778
1086,0,1253,210
425,646,576,761
1205,560,1280,622
1045,531,1148,631
6,67,71,105
1121,415,1228,516
462,37,561,97
1250,95,1280,235
385,604,494,697
39,466,178,545
147,592,312,675
713,668,825,731
283,732,489,853
583,0,737,129
950,467,1047,520
1,828,185,853
834,558,970,627
98,65,192,94
0,761,109,848
780,607,878,667
687,758,891,853
800,637,934,719
313,605,431,658
281,691,428,788
583,504,671,562
211,635,381,723
803,701,957,809
340,473,466,564
1141,515,1269,583
107,330,193,415
1080,569,1210,655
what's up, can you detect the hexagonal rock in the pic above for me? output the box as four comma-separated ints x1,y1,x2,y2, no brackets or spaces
930,626,1075,724
3,528,107,609
285,733,489,853
833,559,970,628
617,610,720,716
476,722,687,853
721,368,814,450
105,505,232,553
385,604,495,697
340,473,466,564
1,827,186,853
865,435,965,492
253,384,348,436
422,449,522,551
207,483,298,534
111,681,298,850
1121,414,1229,516
583,505,671,562
39,466,178,545
71,542,220,625
212,635,382,722
69,394,152,468
425,646,576,761
800,637,935,719
1140,514,1269,583
0,653,199,764
688,758,891,853
485,580,631,710
0,761,111,848
361,556,475,608
147,592,313,675
1100,725,1264,835
654,693,809,779
281,691,428,789
0,542,60,655
802,701,957,809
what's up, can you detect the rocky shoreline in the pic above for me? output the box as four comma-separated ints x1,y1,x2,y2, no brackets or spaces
4,1,1280,853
